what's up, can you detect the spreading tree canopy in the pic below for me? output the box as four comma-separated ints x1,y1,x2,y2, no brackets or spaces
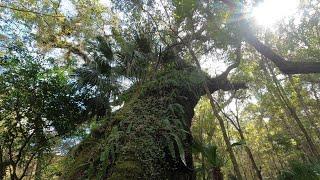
1,0,320,179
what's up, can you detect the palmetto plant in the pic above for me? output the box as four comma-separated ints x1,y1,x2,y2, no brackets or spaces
75,32,159,119
278,161,320,180
193,139,226,180
75,36,120,119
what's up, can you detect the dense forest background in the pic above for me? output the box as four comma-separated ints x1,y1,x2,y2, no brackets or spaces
1,0,320,179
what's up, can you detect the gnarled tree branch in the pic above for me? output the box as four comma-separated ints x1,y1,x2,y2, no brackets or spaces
207,44,247,93
186,42,247,94
207,77,247,93
220,0,320,74
243,31,320,74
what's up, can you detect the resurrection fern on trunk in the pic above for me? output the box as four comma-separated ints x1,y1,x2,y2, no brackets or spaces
62,65,245,179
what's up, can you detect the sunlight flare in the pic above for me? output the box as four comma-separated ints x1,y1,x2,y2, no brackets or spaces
252,0,299,27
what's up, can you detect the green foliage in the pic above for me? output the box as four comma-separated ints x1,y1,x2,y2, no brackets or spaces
0,48,84,134
193,139,226,169
62,63,206,179
1,0,113,53
172,0,197,23
170,133,187,166
75,36,121,119
0,46,84,179
3,0,320,179
278,161,320,180
37,155,64,180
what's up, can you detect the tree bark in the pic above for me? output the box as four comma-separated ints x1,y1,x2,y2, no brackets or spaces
242,31,320,74
0,146,5,179
62,65,245,179
238,128,263,180
206,98,242,180
211,167,223,180
35,155,43,180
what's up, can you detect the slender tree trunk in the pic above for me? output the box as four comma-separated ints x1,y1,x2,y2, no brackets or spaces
0,146,5,180
199,114,207,180
264,123,285,170
208,99,242,180
188,45,243,180
288,76,320,140
268,66,319,158
238,152,248,180
260,59,319,158
262,91,303,167
237,128,263,180
221,106,263,180
34,155,43,180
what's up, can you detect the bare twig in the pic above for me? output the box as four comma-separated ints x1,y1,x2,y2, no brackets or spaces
0,3,65,18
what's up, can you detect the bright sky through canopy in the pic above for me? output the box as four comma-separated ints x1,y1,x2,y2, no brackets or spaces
252,0,299,28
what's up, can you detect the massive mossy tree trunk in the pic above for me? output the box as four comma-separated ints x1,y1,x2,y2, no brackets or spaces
62,66,245,180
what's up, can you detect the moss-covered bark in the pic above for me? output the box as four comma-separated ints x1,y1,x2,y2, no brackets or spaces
62,66,245,179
